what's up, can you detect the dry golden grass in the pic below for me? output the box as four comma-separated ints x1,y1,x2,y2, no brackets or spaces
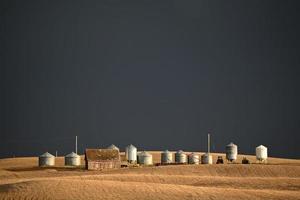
0,151,299,200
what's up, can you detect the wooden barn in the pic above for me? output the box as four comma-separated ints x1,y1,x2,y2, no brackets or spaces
85,149,121,170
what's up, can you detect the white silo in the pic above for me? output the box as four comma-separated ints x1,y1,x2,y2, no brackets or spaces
137,151,153,165
107,144,120,151
256,145,268,162
39,152,55,167
175,150,187,164
161,150,173,164
226,142,238,162
125,144,137,163
65,152,81,166
188,153,200,164
201,153,212,164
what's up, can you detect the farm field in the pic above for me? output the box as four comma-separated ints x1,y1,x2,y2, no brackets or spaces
0,151,299,200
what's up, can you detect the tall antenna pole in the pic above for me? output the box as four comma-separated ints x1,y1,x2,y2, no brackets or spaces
75,136,78,154
208,133,210,153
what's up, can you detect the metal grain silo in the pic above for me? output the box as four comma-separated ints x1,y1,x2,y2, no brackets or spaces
161,150,173,164
226,142,238,162
125,144,137,163
175,150,187,164
188,153,200,164
201,153,212,164
65,152,81,166
137,151,153,165
39,152,55,167
256,145,268,162
107,144,120,151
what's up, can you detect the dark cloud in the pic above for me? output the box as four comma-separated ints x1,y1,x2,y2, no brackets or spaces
1,0,299,158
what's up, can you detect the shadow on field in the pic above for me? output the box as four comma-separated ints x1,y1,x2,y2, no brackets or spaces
5,166,86,172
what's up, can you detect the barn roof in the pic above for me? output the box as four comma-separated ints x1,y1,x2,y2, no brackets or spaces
85,149,120,161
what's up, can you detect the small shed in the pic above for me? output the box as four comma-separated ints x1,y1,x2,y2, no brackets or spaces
85,149,121,170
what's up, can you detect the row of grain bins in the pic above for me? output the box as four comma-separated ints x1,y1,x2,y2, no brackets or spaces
39,152,81,167
130,145,267,165
162,151,211,165
38,143,268,167
124,144,268,165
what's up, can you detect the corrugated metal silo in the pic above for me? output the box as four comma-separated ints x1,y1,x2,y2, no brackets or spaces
65,152,81,166
125,144,137,163
137,151,153,165
39,152,55,167
161,150,172,164
226,142,238,162
188,153,199,164
201,153,212,164
256,145,268,162
175,150,187,164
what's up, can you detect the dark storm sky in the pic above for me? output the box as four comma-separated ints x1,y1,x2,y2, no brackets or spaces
1,0,300,159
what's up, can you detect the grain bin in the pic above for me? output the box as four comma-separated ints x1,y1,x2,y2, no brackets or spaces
256,145,268,162
65,152,81,166
188,153,199,164
201,153,212,164
175,150,187,164
226,142,238,162
107,144,120,151
39,152,55,167
125,144,137,163
161,150,173,164
137,151,153,165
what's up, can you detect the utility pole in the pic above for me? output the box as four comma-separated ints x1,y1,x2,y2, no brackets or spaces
208,133,210,154
75,136,78,154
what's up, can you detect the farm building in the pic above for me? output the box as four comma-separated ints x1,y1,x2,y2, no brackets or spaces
85,149,121,170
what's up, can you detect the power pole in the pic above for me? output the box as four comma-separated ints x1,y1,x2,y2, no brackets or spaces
75,136,78,154
208,133,210,154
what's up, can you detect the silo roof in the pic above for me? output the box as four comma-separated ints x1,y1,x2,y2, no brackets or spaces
65,152,80,157
107,144,119,150
256,145,267,149
126,144,136,149
40,152,54,157
227,142,236,146
139,151,151,156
